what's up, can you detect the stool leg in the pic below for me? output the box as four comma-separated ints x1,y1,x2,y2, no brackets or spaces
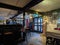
55,39,60,45
46,37,55,45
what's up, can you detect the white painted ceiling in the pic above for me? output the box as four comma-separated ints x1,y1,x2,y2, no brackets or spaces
0,8,17,19
0,0,60,13
0,0,32,8
31,0,60,12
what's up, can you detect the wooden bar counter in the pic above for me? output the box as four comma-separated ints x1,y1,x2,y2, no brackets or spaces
46,29,60,39
46,29,60,45
0,24,23,45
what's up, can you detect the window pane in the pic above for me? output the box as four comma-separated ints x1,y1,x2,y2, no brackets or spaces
40,19,42,22
34,26,37,30
34,18,37,22
38,22,40,25
38,18,40,22
34,22,37,25
38,26,42,32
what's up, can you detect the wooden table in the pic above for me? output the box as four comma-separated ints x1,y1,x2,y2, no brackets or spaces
46,29,60,45
46,29,60,39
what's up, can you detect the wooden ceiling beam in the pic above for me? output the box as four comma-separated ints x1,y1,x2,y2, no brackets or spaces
0,3,23,11
23,0,43,10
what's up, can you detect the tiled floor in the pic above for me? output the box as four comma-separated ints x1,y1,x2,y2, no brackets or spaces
18,32,46,45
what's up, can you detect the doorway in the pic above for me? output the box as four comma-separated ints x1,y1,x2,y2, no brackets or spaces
33,17,43,33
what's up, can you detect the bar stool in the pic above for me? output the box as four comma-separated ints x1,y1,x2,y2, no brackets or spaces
17,31,27,45
54,38,60,45
23,28,32,45
46,37,55,45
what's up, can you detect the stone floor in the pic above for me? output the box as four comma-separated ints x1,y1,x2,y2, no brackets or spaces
18,32,46,45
